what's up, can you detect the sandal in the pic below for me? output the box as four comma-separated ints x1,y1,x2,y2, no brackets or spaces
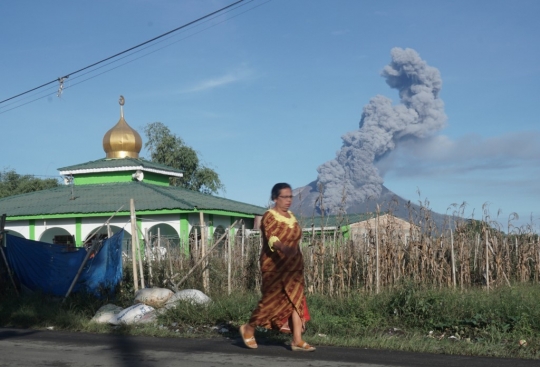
291,341,316,352
239,324,258,349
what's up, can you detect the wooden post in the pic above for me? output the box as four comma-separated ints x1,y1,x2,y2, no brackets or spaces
130,198,139,292
474,233,479,272
227,229,231,295
485,233,490,292
194,228,198,261
146,228,153,287
173,220,239,290
241,222,245,270
0,214,19,296
137,224,145,290
199,211,209,293
63,206,124,301
375,208,380,294
331,228,336,295
450,229,456,288
157,228,162,261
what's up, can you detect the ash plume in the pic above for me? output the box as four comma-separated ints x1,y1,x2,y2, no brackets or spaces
316,47,447,213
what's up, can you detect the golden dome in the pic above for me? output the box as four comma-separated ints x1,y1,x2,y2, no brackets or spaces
102,96,142,159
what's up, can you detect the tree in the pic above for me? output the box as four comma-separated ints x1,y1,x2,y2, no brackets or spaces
0,169,60,199
143,122,224,195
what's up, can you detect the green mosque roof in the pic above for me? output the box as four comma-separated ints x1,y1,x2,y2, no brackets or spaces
0,182,265,218
58,157,184,177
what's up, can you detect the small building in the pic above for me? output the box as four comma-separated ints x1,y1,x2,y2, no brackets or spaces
299,213,418,243
0,98,265,254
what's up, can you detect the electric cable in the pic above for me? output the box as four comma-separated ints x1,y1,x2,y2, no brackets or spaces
0,0,245,106
0,0,272,115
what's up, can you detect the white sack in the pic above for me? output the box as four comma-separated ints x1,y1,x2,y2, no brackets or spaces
134,287,174,308
110,303,156,325
91,304,123,324
165,289,212,307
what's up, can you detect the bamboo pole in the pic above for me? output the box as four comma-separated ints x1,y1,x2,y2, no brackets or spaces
63,206,124,301
0,214,19,296
199,211,209,292
331,228,336,295
485,233,490,292
376,208,380,294
474,233,479,272
157,228,162,261
63,238,101,302
146,228,153,287
194,228,198,261
450,229,456,288
173,220,239,290
130,199,139,292
241,222,245,270
137,224,145,290
227,229,232,295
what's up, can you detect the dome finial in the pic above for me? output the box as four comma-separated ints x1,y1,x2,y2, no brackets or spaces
119,95,125,118
103,95,142,159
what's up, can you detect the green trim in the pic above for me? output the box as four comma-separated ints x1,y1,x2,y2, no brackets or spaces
73,172,171,186
180,213,189,255
76,217,82,246
7,213,132,220
74,172,132,185
342,225,350,239
29,220,35,241
139,172,170,186
193,210,254,217
6,209,257,221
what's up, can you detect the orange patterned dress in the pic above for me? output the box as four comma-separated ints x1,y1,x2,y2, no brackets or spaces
248,209,306,330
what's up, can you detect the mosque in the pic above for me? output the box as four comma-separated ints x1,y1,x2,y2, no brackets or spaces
0,97,265,253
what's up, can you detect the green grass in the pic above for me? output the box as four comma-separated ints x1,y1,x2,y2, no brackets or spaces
1,283,539,359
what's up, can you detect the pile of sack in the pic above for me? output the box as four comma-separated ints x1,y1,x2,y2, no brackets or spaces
91,288,212,325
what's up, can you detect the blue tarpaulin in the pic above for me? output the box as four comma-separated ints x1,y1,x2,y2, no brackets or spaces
3,230,124,297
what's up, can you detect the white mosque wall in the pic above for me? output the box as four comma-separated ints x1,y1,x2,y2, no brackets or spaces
35,218,76,242
81,216,132,241
5,213,250,245
139,214,180,237
5,220,29,238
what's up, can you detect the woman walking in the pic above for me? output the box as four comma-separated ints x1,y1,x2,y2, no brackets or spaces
239,183,315,352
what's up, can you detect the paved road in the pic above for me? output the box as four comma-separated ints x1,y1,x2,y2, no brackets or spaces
0,328,537,367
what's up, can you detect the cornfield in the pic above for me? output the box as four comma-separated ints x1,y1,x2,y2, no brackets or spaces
125,204,540,296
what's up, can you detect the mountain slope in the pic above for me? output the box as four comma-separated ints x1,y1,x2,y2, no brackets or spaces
291,181,450,229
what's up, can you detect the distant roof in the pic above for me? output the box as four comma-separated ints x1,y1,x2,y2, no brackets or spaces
58,157,183,178
0,182,265,218
298,213,376,229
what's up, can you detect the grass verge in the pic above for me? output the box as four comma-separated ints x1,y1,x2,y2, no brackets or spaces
1,283,539,359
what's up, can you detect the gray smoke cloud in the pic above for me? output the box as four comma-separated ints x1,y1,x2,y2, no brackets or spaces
316,47,447,212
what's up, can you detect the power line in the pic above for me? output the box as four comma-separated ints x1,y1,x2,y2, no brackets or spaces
0,0,245,106
0,0,271,115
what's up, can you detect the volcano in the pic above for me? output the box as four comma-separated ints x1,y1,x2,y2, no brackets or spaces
291,181,449,229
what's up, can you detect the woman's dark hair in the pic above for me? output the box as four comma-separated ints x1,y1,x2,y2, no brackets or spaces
271,182,292,200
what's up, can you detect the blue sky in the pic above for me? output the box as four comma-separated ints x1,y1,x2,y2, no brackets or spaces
1,0,539,231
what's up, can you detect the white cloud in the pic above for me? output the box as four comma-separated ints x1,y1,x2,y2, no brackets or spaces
180,65,255,93
377,131,540,177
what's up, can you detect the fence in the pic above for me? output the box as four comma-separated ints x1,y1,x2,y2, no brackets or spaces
122,211,540,296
